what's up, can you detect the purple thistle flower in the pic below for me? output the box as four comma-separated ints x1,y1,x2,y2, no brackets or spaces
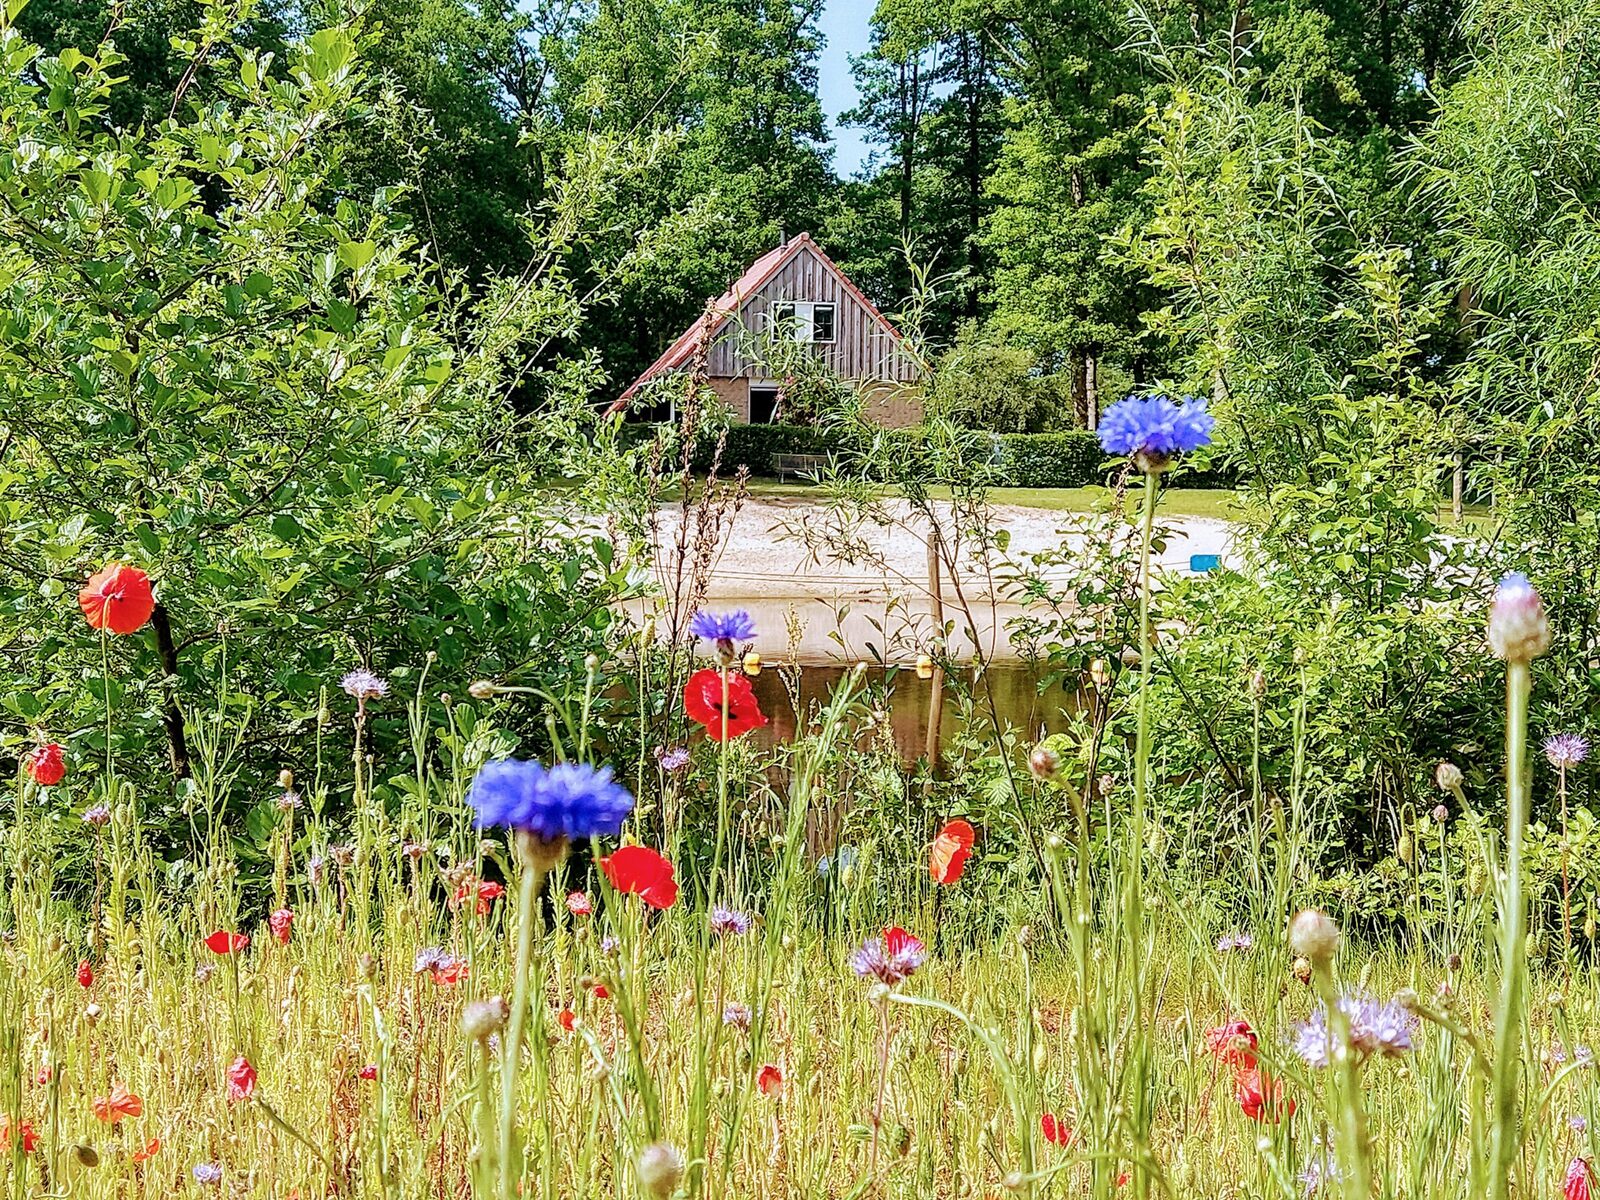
1293,993,1417,1067
1546,734,1591,771
710,906,752,937
689,610,756,644
82,804,112,828
192,1164,223,1186
467,759,634,840
340,668,389,701
1577,1044,1595,1069
656,746,692,774
723,1002,752,1031
1096,393,1214,471
276,790,303,813
600,934,620,956
413,947,448,975
1216,932,1252,953
849,928,926,987
1570,1114,1589,1132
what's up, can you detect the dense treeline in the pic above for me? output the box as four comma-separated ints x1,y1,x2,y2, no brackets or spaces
17,0,1466,423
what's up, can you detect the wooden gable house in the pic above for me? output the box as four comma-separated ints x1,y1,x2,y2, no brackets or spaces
609,233,925,427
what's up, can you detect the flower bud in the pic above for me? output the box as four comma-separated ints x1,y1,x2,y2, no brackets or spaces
1432,804,1449,824
1291,956,1312,985
277,769,294,790
636,1142,685,1199
1488,572,1551,662
584,653,600,674
915,654,934,680
1088,658,1110,689
468,680,497,700
1289,909,1340,966
1434,762,1462,792
1028,746,1059,781
1250,669,1267,697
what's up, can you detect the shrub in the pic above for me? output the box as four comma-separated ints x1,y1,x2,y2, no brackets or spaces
692,424,840,475
990,432,1106,488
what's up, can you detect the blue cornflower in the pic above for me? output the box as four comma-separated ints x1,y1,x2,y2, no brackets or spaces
689,609,756,644
1293,992,1417,1067
467,759,634,840
1097,393,1214,471
192,1164,223,1186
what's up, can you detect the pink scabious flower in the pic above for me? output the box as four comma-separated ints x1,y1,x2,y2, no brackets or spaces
1546,734,1591,771
1293,993,1417,1067
1487,572,1551,662
565,891,592,917
849,926,926,987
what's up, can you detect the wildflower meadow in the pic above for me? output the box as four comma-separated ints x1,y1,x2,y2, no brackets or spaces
6,4,1600,1200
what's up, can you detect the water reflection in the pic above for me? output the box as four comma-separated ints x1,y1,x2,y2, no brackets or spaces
745,662,1078,763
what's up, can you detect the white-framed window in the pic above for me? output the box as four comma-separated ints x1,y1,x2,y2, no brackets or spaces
770,300,836,344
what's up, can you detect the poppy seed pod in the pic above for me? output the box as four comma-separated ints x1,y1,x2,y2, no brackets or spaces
1289,909,1340,966
636,1143,685,1199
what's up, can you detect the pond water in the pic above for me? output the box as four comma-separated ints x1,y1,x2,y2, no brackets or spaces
743,661,1078,763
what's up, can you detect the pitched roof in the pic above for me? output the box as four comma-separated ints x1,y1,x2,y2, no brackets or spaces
607,233,917,413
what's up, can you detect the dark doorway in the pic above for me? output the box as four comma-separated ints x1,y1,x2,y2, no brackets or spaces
750,385,779,424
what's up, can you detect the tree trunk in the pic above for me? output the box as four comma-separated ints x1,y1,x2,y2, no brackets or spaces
1085,348,1099,431
150,601,191,780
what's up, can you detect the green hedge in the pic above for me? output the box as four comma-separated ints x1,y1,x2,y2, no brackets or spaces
691,423,838,475
990,431,1105,488
630,421,1237,489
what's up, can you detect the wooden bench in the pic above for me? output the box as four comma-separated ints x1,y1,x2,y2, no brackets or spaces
771,452,829,482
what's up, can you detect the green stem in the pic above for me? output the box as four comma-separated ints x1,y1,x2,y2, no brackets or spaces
1488,658,1531,1200
499,849,546,1200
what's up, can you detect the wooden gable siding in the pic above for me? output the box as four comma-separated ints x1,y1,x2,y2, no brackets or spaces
706,245,921,384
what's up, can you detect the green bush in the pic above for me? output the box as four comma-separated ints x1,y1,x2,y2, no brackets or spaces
693,424,840,475
990,432,1106,487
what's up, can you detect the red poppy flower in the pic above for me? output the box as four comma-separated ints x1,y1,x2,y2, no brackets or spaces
757,1064,784,1098
1039,1113,1076,1147
132,1138,160,1163
592,983,610,1000
357,1065,378,1081
557,1007,576,1032
683,669,768,742
929,819,975,885
566,891,592,917
91,1082,143,1124
1235,1067,1294,1122
204,930,249,955
430,959,469,986
1569,1159,1593,1200
226,1056,257,1104
76,958,93,988
1204,1020,1258,1070
269,908,293,945
599,845,679,909
35,1067,51,1086
24,743,65,787
1116,1172,1132,1188
79,563,155,636
0,1115,38,1154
